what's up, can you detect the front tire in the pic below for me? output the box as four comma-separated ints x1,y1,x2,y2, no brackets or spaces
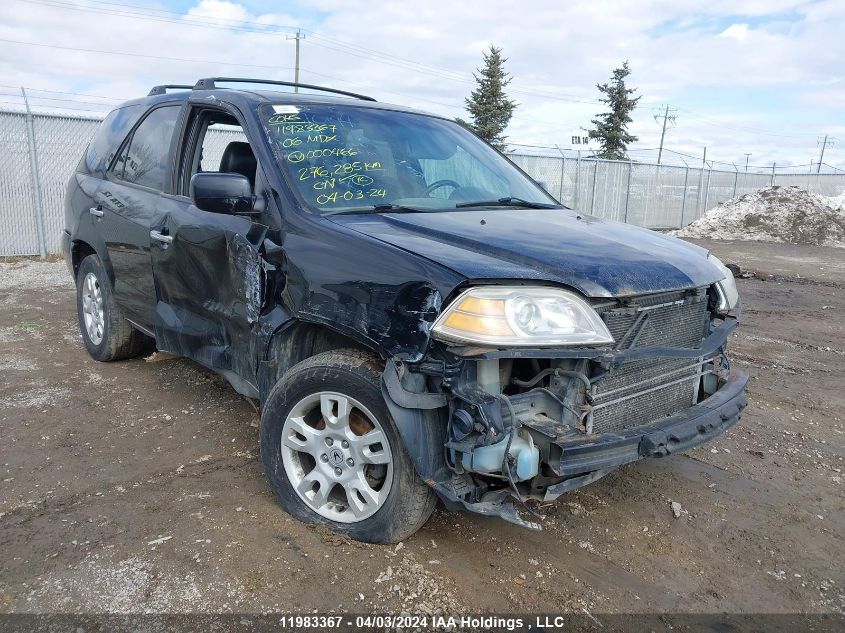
260,349,436,543
75,254,146,361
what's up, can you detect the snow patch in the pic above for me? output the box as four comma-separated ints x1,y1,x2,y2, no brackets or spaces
677,186,845,247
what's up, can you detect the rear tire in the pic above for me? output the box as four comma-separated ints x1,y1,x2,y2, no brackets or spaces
260,349,437,543
76,254,146,361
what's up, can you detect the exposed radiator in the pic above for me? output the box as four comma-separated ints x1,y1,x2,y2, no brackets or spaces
590,290,711,434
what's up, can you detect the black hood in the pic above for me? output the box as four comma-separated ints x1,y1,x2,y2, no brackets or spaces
330,208,722,298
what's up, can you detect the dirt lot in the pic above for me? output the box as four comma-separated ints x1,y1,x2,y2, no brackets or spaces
0,240,842,617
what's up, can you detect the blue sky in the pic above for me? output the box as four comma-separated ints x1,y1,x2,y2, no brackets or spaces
1,0,842,170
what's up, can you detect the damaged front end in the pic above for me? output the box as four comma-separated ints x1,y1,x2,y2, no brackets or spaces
382,284,748,529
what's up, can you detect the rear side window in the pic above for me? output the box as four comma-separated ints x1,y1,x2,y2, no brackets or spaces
116,105,181,191
84,104,142,175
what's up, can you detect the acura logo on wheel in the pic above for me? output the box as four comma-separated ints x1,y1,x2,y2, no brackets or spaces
328,447,344,466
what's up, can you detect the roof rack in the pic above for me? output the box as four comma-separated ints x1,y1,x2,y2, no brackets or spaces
148,84,194,96
192,77,376,102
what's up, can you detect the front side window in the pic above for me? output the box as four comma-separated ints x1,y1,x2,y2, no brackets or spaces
259,104,557,214
115,105,181,191
179,109,254,195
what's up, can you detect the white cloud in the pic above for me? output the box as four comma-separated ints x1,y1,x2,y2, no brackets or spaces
718,23,751,41
187,0,251,22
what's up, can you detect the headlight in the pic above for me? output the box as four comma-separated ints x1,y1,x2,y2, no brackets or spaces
709,254,739,311
432,286,614,347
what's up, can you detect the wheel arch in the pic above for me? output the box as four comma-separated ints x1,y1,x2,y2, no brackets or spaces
258,319,382,404
71,238,114,284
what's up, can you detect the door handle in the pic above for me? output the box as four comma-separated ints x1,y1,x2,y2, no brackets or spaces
150,230,173,245
89,206,104,217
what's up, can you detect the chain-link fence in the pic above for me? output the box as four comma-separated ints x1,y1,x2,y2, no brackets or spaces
0,110,250,256
2,108,845,256
509,153,845,229
1,110,102,256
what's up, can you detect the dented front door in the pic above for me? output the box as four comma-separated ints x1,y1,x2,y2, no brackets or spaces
149,198,267,395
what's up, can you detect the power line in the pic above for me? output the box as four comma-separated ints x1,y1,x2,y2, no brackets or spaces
0,36,593,132
676,107,818,140
11,0,834,141
0,99,110,113
0,68,575,135
4,3,838,164
13,0,469,82
0,37,296,71
53,0,581,95
10,0,602,106
0,91,114,108
15,0,301,34
0,83,124,101
15,0,474,82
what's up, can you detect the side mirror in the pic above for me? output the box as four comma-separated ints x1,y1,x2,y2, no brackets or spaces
190,172,255,215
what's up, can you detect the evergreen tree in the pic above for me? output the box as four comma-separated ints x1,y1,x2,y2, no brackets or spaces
587,61,641,160
463,45,517,150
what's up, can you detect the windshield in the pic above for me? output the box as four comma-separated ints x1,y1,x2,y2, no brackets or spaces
259,104,559,214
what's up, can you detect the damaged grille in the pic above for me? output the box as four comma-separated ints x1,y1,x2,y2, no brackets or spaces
590,290,710,434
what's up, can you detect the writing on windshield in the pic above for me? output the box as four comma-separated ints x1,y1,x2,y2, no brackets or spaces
266,108,391,207
261,104,556,213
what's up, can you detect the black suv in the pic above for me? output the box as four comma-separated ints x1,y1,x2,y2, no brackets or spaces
64,78,747,543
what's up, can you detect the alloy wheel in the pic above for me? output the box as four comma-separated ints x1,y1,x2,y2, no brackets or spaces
281,391,393,523
81,272,105,345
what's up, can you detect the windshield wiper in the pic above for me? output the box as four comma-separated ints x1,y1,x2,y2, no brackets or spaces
324,204,425,216
455,197,559,209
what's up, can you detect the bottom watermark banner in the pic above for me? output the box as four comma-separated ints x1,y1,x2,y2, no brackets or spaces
0,613,842,633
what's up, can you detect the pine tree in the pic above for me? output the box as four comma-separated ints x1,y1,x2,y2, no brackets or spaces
587,61,641,160
463,45,517,150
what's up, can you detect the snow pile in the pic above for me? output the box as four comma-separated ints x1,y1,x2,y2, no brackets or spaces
677,186,845,247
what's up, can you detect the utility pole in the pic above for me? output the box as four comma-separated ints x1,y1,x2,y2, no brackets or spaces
653,105,677,165
817,135,835,174
286,29,305,91
744,153,751,173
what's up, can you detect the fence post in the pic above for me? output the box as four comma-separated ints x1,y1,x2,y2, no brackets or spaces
574,150,581,209
697,147,706,217
703,164,712,215
559,154,566,203
623,160,632,223
590,159,598,215
732,163,739,198
770,162,776,186
680,166,689,228
555,145,566,203
21,87,47,258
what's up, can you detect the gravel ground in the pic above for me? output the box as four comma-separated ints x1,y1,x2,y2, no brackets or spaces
0,241,842,619
0,259,72,292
